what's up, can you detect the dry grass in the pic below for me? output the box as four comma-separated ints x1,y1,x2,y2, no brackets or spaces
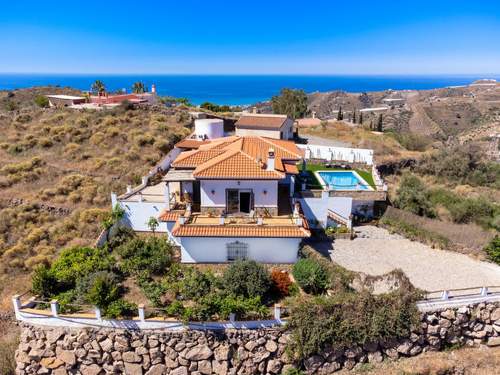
300,121,422,162
382,207,494,257
341,346,500,375
0,316,18,375
0,87,192,306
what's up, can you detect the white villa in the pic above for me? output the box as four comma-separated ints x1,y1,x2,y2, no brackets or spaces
112,119,387,264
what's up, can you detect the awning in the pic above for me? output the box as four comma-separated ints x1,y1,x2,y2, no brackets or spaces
162,169,195,182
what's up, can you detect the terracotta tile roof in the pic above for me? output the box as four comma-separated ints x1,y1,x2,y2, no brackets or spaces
171,136,303,179
235,115,288,130
283,163,299,174
171,223,310,238
175,139,210,149
194,149,284,179
172,149,225,168
158,210,181,222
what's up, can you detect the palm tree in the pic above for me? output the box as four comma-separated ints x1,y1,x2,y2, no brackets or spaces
91,80,106,94
132,81,145,94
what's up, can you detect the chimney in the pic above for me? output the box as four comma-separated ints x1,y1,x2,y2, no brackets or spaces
266,148,275,171
252,106,258,114
151,84,156,94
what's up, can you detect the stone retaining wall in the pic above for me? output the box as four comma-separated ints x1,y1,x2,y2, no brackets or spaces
15,302,500,374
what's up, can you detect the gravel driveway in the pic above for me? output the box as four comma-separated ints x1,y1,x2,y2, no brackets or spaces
330,226,500,292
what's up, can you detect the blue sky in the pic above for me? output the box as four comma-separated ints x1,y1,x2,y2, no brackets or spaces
0,1,499,74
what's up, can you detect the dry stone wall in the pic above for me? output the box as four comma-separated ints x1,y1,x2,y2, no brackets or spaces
15,302,500,374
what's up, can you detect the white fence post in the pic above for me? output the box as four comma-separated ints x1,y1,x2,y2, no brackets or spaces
480,287,489,296
12,295,22,319
95,306,102,321
441,290,449,301
50,300,59,317
138,304,146,322
274,304,281,321
229,313,236,325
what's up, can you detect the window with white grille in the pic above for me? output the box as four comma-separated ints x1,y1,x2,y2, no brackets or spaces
226,241,248,261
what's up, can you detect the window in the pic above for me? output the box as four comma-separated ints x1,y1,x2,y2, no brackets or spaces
226,241,248,261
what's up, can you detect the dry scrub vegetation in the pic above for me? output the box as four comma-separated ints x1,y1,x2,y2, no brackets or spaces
0,87,191,303
300,121,424,162
340,346,500,375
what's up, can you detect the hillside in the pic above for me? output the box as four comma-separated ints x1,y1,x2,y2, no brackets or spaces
306,82,500,147
0,87,192,305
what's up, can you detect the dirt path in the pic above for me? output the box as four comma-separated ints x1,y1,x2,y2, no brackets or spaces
330,226,500,292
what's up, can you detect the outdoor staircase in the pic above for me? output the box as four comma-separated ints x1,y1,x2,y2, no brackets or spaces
327,209,352,228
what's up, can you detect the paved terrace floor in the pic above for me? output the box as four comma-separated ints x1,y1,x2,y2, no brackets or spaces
189,214,295,226
330,226,500,292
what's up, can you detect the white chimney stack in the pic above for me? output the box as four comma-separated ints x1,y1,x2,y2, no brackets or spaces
151,84,156,94
266,148,275,171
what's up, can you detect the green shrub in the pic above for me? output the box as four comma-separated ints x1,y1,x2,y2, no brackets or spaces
117,237,173,276
34,95,49,108
31,264,58,298
50,247,116,289
104,299,137,319
106,226,136,250
186,293,268,321
179,268,215,300
394,173,435,218
485,236,500,264
80,271,121,309
286,289,421,360
292,258,329,295
222,260,271,298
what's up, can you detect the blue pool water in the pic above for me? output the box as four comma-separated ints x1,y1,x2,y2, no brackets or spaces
317,171,371,191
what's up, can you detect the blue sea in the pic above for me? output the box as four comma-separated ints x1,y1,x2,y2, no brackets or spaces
0,74,497,105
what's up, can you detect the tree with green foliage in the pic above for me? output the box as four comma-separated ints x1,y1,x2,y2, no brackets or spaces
147,216,159,236
337,106,343,121
222,260,271,298
359,112,363,124
292,258,329,295
132,81,145,94
271,88,308,119
484,236,500,264
91,80,106,94
117,237,173,276
394,173,435,218
377,113,383,132
34,95,49,108
352,109,357,124
83,271,121,309
102,204,125,241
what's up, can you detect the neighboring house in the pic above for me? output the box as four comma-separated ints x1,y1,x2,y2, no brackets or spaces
46,95,87,107
89,85,159,108
235,114,294,140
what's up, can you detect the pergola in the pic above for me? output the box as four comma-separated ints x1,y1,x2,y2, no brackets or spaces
162,169,195,210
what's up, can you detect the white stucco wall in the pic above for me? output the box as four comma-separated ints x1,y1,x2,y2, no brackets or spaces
235,128,282,139
177,236,301,263
118,201,168,232
299,194,353,228
200,180,278,209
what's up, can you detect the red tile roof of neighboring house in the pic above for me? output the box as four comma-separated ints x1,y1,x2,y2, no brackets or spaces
235,115,288,130
175,139,210,149
158,210,181,222
171,136,303,180
171,223,310,238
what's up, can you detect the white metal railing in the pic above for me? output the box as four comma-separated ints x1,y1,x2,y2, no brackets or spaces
298,144,374,165
371,164,387,192
12,294,285,331
416,286,500,312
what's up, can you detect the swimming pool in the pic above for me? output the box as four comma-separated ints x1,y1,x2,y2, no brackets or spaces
315,171,373,191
